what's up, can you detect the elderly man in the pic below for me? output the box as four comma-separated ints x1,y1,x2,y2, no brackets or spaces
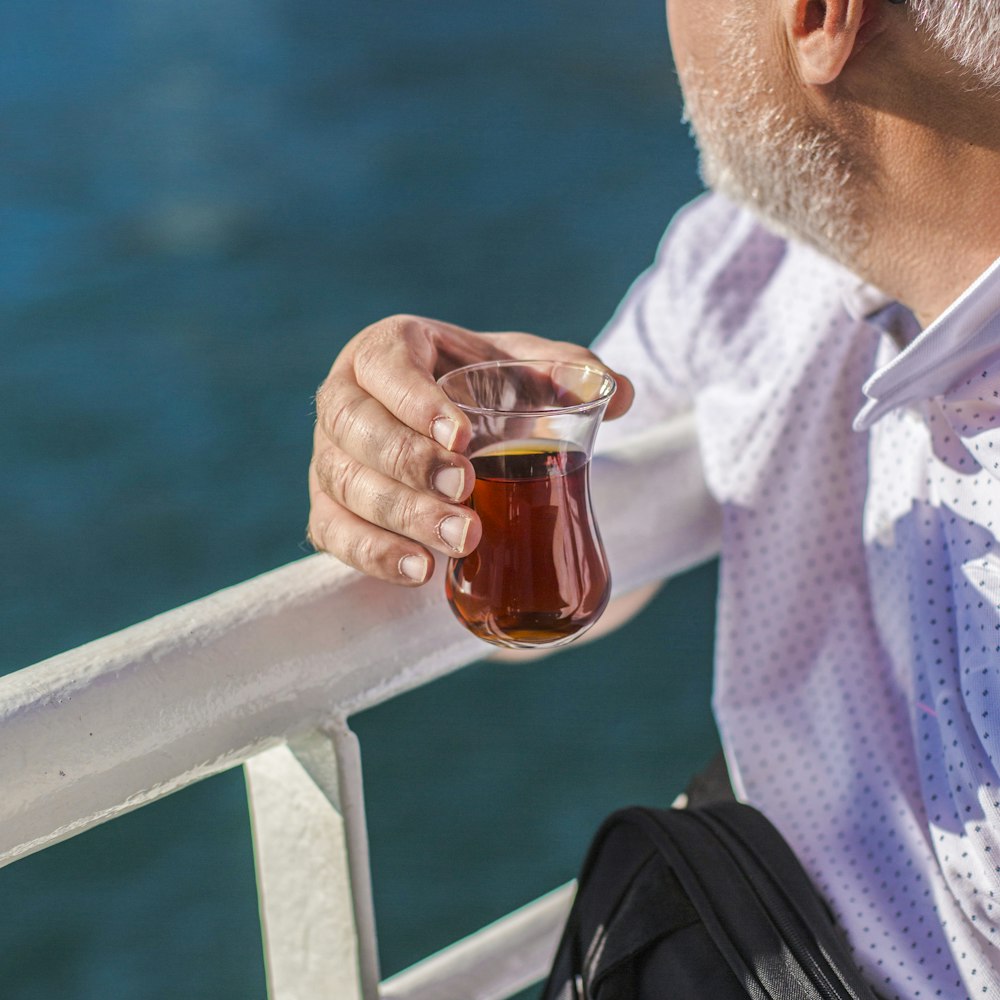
308,1,1000,996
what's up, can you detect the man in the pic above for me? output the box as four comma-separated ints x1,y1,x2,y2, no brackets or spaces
308,1,1000,996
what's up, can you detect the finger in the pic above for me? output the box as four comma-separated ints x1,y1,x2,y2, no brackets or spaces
603,370,634,420
312,443,482,560
315,377,473,500
344,317,636,444
471,332,635,420
307,489,436,586
343,315,478,452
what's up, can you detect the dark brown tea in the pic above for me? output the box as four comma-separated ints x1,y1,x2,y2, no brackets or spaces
445,440,611,647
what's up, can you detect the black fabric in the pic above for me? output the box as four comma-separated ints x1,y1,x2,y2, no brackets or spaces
541,800,878,1000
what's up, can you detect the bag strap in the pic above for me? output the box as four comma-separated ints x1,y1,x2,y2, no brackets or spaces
624,803,878,1000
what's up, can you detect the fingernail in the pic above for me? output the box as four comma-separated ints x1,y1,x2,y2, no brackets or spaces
433,465,465,501
431,416,458,450
437,514,470,552
399,554,429,582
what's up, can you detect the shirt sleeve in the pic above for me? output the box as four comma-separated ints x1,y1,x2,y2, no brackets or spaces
588,195,727,594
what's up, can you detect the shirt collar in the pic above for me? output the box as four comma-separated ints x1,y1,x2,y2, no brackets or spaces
853,254,1000,431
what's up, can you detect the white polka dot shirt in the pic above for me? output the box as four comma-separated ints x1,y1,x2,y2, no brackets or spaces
593,192,1000,1000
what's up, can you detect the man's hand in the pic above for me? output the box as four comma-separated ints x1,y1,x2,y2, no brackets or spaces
308,314,634,585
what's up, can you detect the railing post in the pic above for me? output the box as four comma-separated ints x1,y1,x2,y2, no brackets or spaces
245,722,380,1000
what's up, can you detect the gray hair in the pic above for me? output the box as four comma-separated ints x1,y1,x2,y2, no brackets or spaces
910,0,1000,90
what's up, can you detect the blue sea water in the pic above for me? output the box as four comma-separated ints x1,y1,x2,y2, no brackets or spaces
0,0,717,995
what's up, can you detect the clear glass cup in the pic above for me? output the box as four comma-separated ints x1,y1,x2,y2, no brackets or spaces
437,359,616,649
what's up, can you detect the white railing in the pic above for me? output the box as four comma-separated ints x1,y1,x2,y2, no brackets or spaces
0,417,720,1000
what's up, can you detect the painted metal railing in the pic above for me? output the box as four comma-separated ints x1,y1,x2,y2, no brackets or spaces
0,417,720,1000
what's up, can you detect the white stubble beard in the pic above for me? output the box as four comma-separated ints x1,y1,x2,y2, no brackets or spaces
679,21,874,269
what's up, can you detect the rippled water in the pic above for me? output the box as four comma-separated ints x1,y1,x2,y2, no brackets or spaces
0,1,716,995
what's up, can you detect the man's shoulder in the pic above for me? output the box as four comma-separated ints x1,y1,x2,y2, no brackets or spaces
655,193,857,320
669,191,767,244
595,192,863,398
658,193,789,293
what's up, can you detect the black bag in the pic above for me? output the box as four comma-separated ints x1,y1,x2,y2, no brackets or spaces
541,800,879,1000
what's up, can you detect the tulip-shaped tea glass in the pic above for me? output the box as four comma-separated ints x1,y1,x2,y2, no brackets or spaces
437,359,616,649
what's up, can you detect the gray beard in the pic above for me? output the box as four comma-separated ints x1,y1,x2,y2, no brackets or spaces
680,48,873,268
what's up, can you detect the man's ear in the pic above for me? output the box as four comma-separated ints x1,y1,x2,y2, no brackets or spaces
785,0,867,85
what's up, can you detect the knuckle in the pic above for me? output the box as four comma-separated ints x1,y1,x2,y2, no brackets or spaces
389,380,434,430
392,490,425,535
378,313,419,341
325,391,369,449
369,482,420,536
351,337,379,381
314,448,347,499
367,484,396,527
353,321,401,380
335,456,371,510
314,370,343,418
305,519,327,552
385,432,420,483
354,317,440,423
343,530,379,574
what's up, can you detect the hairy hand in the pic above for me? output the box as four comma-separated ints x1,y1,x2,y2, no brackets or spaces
308,314,634,584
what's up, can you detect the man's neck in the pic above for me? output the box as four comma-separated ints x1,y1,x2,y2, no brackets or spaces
848,35,1000,327
870,129,1000,327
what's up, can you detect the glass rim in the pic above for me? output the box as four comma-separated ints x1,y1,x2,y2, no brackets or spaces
437,359,617,417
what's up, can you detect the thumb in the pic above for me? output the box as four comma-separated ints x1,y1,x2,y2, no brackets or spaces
603,368,634,421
